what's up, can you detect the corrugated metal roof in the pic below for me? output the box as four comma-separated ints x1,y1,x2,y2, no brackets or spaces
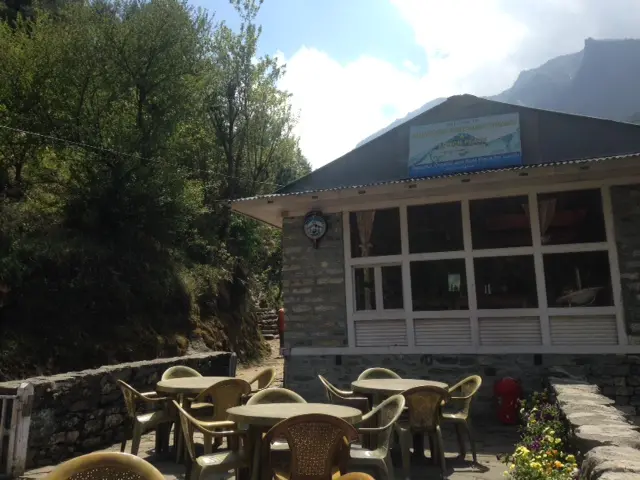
232,152,640,203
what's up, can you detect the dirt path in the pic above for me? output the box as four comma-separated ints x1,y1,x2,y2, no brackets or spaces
236,338,284,387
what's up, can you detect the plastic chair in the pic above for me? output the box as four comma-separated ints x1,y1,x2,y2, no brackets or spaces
395,385,450,477
318,375,369,412
336,474,375,480
173,400,249,480
442,375,482,462
349,394,405,480
161,365,202,381
357,368,401,381
189,378,252,452
246,387,306,405
247,367,277,393
45,452,164,480
116,380,173,456
260,413,359,480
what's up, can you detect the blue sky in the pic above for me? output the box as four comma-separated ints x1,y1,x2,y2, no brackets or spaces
189,0,640,169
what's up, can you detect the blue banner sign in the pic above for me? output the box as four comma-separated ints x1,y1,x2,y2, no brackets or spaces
408,113,522,177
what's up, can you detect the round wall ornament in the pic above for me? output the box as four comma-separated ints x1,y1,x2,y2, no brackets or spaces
303,211,327,248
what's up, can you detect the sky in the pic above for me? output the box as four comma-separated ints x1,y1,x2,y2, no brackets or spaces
190,0,640,170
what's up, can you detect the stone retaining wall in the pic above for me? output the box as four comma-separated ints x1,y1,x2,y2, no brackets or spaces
0,352,234,468
549,373,640,479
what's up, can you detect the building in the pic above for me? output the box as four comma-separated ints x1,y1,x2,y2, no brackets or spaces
232,94,640,413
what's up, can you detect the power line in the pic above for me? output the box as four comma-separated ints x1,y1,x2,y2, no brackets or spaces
0,123,286,189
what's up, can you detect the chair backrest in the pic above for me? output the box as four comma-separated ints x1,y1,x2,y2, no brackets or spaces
358,394,405,454
116,380,145,418
262,414,359,480
336,474,375,480
246,387,306,405
45,452,164,480
357,368,401,381
193,378,251,421
448,375,482,417
318,376,369,412
402,385,450,431
247,367,277,390
318,375,348,404
161,365,202,381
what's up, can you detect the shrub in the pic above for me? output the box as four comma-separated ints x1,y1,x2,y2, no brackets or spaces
503,390,578,479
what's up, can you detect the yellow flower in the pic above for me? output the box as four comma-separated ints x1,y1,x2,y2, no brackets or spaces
509,464,515,471
554,461,564,469
529,461,542,470
554,438,561,444
566,454,576,463
529,419,537,424
549,430,555,436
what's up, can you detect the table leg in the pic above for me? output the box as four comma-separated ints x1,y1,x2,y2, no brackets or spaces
247,426,263,480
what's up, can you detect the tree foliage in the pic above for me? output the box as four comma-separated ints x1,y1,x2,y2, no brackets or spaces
0,0,309,378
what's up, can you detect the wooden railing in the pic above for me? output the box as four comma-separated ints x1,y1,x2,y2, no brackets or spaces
0,383,33,479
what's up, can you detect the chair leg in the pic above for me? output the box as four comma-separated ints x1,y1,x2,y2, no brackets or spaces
120,438,127,453
454,423,467,459
131,423,142,456
435,426,447,477
465,421,478,463
397,430,412,477
384,453,395,480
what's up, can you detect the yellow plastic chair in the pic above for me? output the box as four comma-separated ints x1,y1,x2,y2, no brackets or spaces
442,375,482,462
189,378,252,453
246,387,306,405
116,380,173,456
260,413,359,480
357,368,401,381
349,394,405,480
247,367,277,393
45,452,164,480
318,375,369,412
395,385,451,478
173,400,249,480
162,365,202,381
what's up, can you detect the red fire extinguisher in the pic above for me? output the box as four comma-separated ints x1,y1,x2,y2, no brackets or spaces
494,377,523,425
277,308,285,348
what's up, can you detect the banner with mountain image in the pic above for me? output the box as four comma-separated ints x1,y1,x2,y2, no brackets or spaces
408,113,522,177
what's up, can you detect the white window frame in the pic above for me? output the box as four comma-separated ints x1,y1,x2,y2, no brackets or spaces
343,183,627,354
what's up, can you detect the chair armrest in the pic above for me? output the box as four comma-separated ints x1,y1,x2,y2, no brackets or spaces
357,426,389,434
196,419,237,430
141,391,159,398
141,395,170,404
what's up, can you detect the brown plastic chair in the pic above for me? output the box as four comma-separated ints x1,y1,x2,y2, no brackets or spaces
45,452,164,480
442,375,482,462
246,387,306,405
349,394,405,480
318,375,369,412
162,365,202,381
116,380,173,456
189,378,252,452
357,368,401,381
247,367,277,393
173,400,249,480
395,385,450,477
260,413,360,480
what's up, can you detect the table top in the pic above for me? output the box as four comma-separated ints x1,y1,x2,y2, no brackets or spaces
226,403,363,427
351,378,448,395
156,376,231,394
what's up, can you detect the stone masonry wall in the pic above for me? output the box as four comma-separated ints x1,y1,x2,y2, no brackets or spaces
285,353,640,418
612,184,640,344
0,352,233,468
282,213,348,349
550,374,640,479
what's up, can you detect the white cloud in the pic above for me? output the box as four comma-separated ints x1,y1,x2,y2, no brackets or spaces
277,0,640,169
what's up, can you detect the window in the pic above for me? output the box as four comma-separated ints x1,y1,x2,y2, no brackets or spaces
346,186,622,351
350,208,401,257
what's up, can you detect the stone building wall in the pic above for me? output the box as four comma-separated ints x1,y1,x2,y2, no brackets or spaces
612,183,640,343
0,352,233,468
282,213,348,349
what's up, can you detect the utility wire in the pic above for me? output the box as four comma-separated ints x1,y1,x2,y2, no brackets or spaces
0,123,286,190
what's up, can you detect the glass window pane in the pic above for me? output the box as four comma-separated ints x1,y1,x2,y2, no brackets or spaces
382,265,403,309
474,256,538,309
411,259,468,311
407,202,463,253
544,251,613,307
470,196,532,249
354,267,376,311
537,189,606,245
350,208,401,258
